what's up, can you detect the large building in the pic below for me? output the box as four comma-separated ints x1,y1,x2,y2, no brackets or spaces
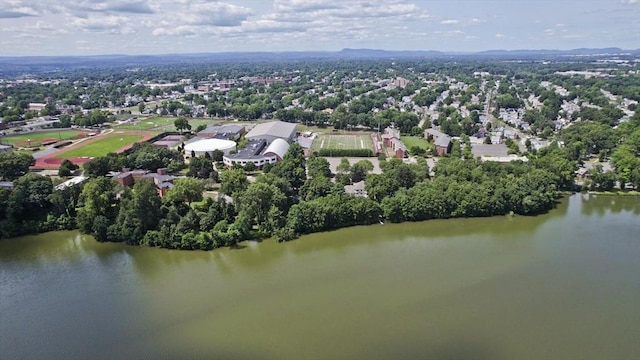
184,138,237,158
245,121,297,143
382,127,407,159
425,128,452,156
223,138,290,168
196,125,245,140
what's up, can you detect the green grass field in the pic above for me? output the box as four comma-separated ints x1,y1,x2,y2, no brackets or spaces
0,130,83,146
401,136,430,150
115,117,219,133
54,135,143,158
115,117,174,131
311,134,373,152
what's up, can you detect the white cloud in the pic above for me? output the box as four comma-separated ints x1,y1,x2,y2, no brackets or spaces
241,19,307,34
274,0,343,13
71,15,135,34
0,1,40,18
0,0,638,55
184,2,252,26
76,0,156,14
152,1,253,36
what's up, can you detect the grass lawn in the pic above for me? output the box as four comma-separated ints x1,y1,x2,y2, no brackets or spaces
295,124,335,135
115,117,220,133
401,136,430,150
55,135,143,158
311,134,373,152
0,130,83,146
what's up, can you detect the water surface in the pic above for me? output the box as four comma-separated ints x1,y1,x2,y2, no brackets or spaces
1,194,639,359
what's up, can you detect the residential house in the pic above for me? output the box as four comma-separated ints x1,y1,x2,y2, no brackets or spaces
424,128,452,156
344,181,367,197
382,127,407,158
111,168,177,197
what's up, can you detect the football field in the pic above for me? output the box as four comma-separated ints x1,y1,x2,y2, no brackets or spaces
311,134,373,152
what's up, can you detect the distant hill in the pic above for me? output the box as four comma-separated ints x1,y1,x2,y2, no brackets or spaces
475,47,636,56
0,48,638,74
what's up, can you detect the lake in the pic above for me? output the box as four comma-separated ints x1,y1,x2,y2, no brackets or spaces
1,194,638,360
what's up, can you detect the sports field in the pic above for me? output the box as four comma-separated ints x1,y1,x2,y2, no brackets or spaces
0,130,84,146
115,117,219,132
54,134,143,158
311,134,374,152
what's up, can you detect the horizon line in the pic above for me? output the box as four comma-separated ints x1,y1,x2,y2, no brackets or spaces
1,47,639,58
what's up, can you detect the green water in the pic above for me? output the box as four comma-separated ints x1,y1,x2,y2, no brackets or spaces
1,194,639,360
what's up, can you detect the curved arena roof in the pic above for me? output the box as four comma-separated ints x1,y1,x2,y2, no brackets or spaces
263,138,290,159
184,138,236,152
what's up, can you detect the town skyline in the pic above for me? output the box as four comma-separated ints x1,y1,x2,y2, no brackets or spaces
1,0,638,56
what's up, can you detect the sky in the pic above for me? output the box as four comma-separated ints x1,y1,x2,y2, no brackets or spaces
0,0,638,56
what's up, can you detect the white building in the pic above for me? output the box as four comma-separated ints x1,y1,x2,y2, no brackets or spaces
245,121,297,143
223,138,290,168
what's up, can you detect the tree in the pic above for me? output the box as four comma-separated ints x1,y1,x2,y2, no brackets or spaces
587,165,617,191
237,182,286,235
76,177,117,235
165,178,204,205
83,153,123,177
611,128,640,189
307,156,332,179
300,176,343,201
211,149,224,162
350,160,374,183
220,168,249,198
243,162,256,172
270,143,307,190
0,153,35,180
174,117,191,133
335,157,351,184
4,173,53,222
365,173,399,202
138,103,146,114
187,156,215,179
110,180,163,244
58,159,79,177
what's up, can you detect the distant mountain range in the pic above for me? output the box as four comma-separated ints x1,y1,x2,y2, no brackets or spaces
0,48,638,73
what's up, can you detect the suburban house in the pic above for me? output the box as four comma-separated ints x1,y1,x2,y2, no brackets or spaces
110,168,176,197
424,128,452,156
344,181,367,197
382,127,407,159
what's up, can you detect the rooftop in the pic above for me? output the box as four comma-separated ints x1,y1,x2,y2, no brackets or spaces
246,121,297,140
225,139,268,160
184,138,236,152
54,176,87,191
197,125,245,139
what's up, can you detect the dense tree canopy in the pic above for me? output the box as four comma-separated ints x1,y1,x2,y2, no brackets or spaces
0,153,34,180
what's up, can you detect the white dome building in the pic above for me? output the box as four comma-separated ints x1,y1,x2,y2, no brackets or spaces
184,138,236,158
223,138,290,168
263,138,289,160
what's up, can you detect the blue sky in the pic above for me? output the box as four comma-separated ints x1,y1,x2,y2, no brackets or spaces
0,0,638,56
